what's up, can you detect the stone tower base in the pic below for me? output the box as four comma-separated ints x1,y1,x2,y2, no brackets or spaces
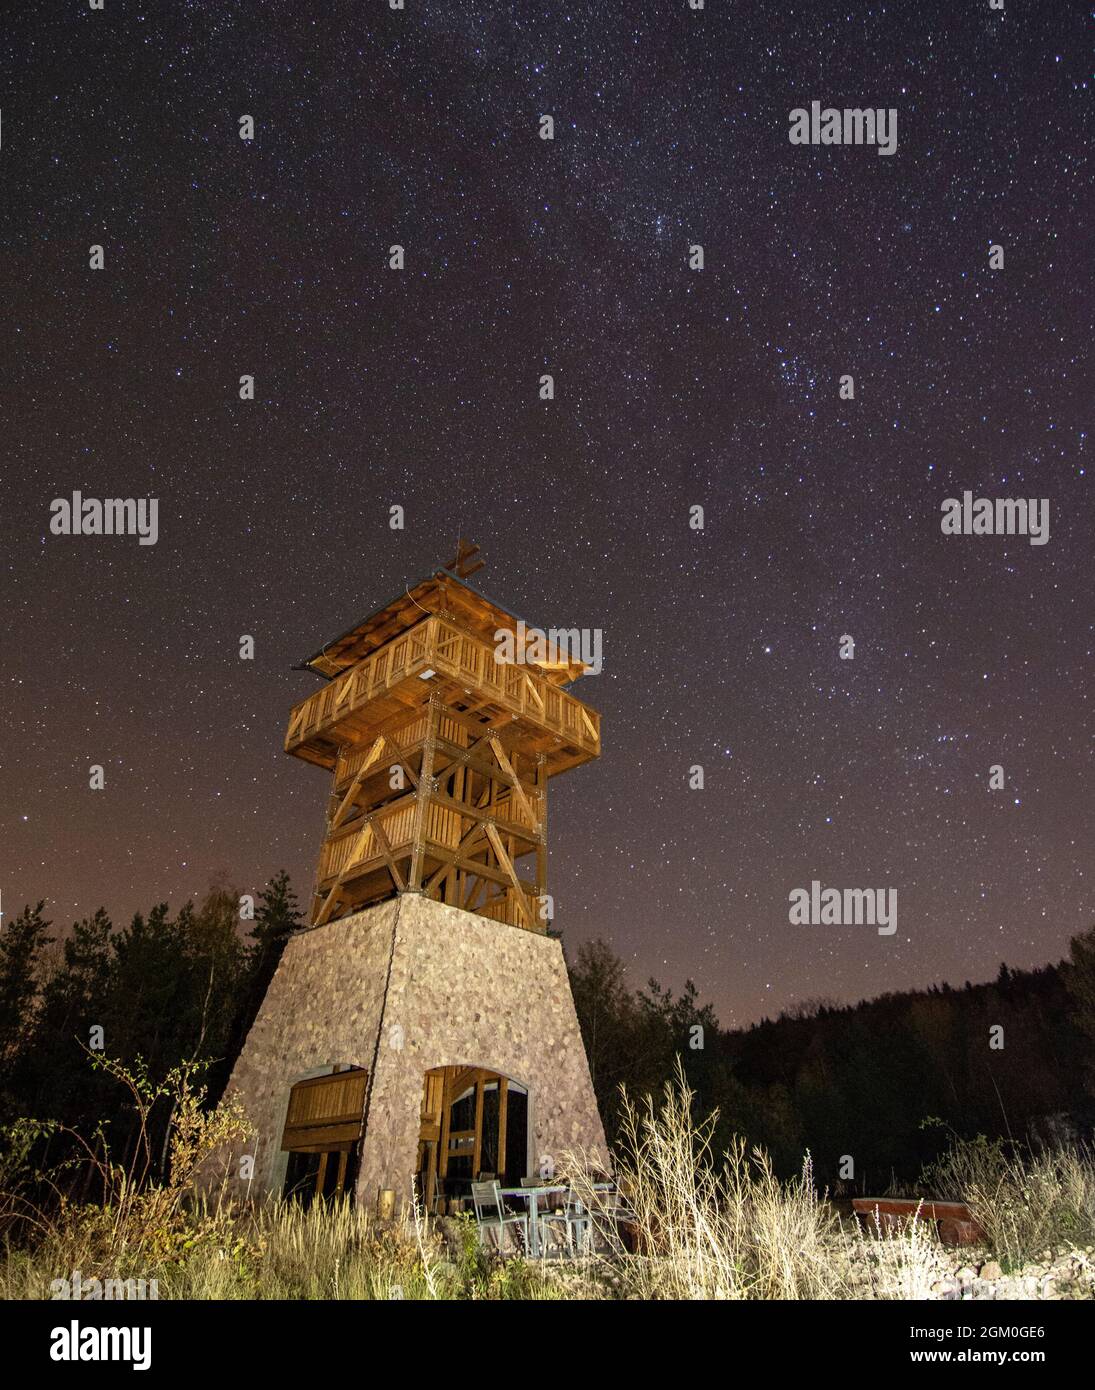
220,893,608,1207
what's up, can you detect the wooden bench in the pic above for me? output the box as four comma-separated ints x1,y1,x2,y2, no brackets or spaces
852,1197,986,1247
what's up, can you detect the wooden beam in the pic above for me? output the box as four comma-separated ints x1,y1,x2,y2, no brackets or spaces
485,822,533,928
422,811,483,889
440,847,537,893
428,790,542,846
522,672,545,714
464,872,489,912
324,787,419,846
472,1076,484,1177
489,736,539,827
424,818,485,894
433,737,537,799
497,1076,508,1179
490,739,540,812
438,1079,453,1179
443,536,485,580
371,815,406,892
408,702,439,891
535,755,547,903
313,881,344,927
330,735,386,828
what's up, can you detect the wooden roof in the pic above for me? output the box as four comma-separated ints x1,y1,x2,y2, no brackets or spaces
297,571,589,685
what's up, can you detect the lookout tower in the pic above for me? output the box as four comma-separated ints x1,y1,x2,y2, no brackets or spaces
219,546,608,1212
284,542,601,932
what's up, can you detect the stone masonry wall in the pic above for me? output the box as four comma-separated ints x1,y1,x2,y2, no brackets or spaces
357,893,607,1206
218,898,398,1196
218,893,607,1206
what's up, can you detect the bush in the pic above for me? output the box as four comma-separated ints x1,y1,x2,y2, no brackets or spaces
922,1132,1095,1266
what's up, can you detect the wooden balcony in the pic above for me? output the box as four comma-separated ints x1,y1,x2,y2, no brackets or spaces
285,615,600,776
316,784,539,894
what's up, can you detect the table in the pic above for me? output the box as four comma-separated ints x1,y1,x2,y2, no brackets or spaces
498,1185,567,1258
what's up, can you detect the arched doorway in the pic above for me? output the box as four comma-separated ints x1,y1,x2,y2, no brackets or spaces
417,1066,528,1211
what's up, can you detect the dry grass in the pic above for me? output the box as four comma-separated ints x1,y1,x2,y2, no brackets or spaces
839,1203,947,1300
922,1133,1095,1269
0,1057,572,1301
4,1058,1094,1300
0,1179,584,1301
566,1063,846,1298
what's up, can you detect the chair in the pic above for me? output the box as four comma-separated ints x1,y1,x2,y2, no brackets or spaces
607,1188,637,1222
471,1181,529,1255
599,1186,638,1253
538,1191,593,1258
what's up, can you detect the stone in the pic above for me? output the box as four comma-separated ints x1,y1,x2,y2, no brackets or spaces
214,893,608,1207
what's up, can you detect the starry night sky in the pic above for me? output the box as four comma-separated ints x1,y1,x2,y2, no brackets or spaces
2,1,1090,1028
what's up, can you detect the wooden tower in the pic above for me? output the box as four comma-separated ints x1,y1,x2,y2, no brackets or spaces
216,546,608,1209
284,544,601,933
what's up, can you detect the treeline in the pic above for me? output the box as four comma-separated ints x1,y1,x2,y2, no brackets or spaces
1,872,1093,1196
0,874,301,1192
569,929,1095,1189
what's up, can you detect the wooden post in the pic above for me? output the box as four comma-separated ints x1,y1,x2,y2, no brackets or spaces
497,1076,509,1180
535,754,547,928
472,1074,485,1177
446,758,465,905
439,1070,453,1180
408,700,440,892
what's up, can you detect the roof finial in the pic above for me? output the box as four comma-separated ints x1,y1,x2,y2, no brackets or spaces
443,537,485,580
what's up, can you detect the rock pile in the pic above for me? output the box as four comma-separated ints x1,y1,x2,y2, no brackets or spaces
929,1247,1095,1300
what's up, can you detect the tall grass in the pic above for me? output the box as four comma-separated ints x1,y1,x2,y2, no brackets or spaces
567,1063,846,1298
0,1191,578,1300
922,1133,1095,1267
5,1057,1093,1299
0,1056,575,1300
0,1054,254,1296
842,1203,946,1300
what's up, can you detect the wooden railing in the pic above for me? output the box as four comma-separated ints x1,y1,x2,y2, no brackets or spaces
286,615,600,758
316,787,538,888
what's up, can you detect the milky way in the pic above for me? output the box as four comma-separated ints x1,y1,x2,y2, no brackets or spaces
1,1,1090,1026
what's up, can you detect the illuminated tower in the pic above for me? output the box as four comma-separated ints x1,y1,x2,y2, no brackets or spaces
285,542,600,932
221,545,607,1210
